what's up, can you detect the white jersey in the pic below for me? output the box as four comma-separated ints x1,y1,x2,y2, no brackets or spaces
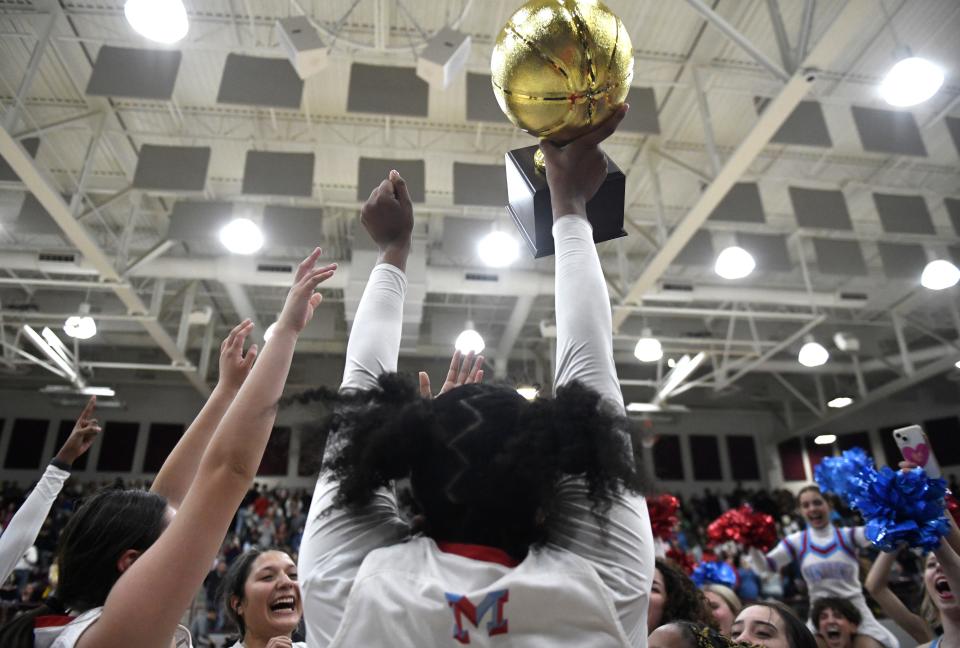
43,607,192,648
765,524,899,648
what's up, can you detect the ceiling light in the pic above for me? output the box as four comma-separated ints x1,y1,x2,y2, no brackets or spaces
714,246,756,280
41,385,115,397
827,396,853,409
455,322,485,354
516,386,538,400
124,0,189,44
63,303,96,340
667,358,677,368
634,328,663,363
814,434,837,445
627,403,661,413
798,335,829,368
879,56,944,107
22,325,79,383
655,352,706,404
921,259,960,291
478,231,519,268
219,218,264,255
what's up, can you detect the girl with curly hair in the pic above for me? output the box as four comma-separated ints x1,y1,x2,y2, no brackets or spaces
296,107,655,647
650,621,758,648
649,558,718,634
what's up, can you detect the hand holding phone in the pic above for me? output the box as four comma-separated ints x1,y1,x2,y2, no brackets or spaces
893,424,941,479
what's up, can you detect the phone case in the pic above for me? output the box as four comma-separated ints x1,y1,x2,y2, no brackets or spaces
893,424,941,479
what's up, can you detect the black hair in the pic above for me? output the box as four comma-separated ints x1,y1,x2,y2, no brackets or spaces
809,596,861,629
665,622,758,648
0,489,168,648
56,488,169,612
655,558,719,630
219,549,264,639
739,601,819,648
301,374,643,561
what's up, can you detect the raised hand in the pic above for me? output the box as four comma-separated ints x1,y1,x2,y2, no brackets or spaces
55,396,100,466
361,170,414,270
218,319,258,392
274,248,337,337
419,350,484,398
540,104,628,220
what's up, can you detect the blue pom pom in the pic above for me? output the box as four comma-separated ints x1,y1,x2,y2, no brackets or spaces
853,466,949,552
815,447,874,506
691,560,737,588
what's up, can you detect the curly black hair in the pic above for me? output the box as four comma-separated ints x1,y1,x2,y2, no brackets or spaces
296,374,644,561
665,622,760,648
656,558,720,630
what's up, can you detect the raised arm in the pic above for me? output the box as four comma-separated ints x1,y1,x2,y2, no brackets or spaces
78,250,336,648
0,397,98,584
864,550,933,643
300,171,414,646
150,320,256,510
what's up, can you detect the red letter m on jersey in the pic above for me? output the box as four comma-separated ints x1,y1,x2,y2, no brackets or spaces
444,589,509,644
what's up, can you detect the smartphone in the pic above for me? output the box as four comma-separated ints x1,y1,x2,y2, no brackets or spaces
893,424,941,479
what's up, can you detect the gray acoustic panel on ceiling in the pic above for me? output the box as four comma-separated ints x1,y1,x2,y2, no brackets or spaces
356,158,425,203
709,182,765,223
946,198,960,236
466,72,509,123
0,137,39,182
851,106,927,157
347,63,428,117
736,232,792,272
217,55,303,109
620,87,660,134
453,163,507,207
812,238,867,276
789,187,853,230
950,245,960,266
877,242,927,280
16,193,61,235
166,201,234,241
873,193,935,235
674,229,714,266
756,99,832,147
133,145,211,192
946,117,960,157
442,218,490,259
262,205,323,247
242,151,314,197
86,47,181,100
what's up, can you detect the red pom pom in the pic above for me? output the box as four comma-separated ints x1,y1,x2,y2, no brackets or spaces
947,492,960,527
666,547,696,575
648,494,680,541
707,505,777,552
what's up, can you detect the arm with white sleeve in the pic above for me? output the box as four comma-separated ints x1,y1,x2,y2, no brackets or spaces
0,397,100,585
299,170,413,647
542,106,655,646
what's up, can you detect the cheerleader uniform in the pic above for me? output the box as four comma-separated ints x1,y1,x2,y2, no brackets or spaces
766,524,899,648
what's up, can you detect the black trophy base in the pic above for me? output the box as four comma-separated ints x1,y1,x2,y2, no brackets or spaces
504,144,627,258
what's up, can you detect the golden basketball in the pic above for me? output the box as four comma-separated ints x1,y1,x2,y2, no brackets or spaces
491,0,634,143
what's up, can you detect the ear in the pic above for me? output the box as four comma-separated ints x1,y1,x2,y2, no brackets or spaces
230,594,243,617
116,549,142,574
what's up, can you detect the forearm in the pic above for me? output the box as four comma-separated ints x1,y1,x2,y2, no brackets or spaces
0,464,69,584
553,214,622,408
341,263,406,392
150,383,237,509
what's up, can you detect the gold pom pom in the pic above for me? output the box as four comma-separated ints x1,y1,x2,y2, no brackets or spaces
491,0,634,143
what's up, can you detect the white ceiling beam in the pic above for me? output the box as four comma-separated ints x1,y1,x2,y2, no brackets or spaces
612,0,877,333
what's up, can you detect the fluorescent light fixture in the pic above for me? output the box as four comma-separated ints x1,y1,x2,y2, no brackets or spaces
455,322,485,354
219,218,264,255
516,386,538,400
627,402,661,413
22,325,79,383
798,335,829,368
827,396,853,409
124,0,189,44
655,352,706,404
478,231,519,268
955,359,960,369
714,246,756,280
814,434,837,445
41,327,75,366
41,385,115,397
634,328,663,363
879,56,944,107
921,259,960,291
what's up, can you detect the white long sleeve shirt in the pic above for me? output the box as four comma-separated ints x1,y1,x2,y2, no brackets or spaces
299,217,653,647
0,463,69,584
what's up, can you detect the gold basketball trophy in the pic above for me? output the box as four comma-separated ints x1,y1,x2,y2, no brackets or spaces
492,0,634,258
